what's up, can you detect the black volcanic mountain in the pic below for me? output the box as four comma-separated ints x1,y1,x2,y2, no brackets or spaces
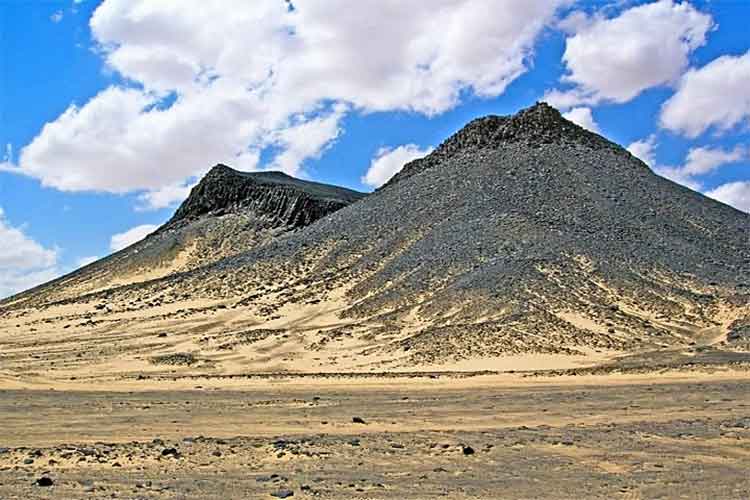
1,103,748,378
2,166,364,306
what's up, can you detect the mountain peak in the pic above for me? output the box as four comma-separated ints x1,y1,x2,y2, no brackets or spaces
382,102,617,189
207,163,234,175
167,166,364,228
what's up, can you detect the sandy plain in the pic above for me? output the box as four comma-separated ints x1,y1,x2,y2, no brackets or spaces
0,370,749,499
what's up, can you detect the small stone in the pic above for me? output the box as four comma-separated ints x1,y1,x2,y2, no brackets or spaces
352,417,366,424
462,445,475,456
35,476,54,487
161,447,180,458
270,489,294,498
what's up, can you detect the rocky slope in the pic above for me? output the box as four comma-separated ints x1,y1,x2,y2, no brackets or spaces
1,166,364,307
1,103,748,380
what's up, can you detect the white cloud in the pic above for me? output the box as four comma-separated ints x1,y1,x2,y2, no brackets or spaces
556,10,591,35
681,145,745,176
75,255,99,268
656,145,745,190
110,224,159,252
547,0,713,108
705,181,750,213
632,139,746,193
660,50,750,138
11,0,567,200
137,182,197,212
0,208,60,298
627,135,657,167
267,105,347,175
561,107,599,133
50,10,64,23
362,144,433,188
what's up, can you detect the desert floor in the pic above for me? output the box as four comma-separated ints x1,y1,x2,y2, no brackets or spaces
1,371,749,499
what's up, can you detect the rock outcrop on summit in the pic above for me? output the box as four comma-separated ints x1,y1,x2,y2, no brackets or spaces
1,103,748,379
168,165,364,229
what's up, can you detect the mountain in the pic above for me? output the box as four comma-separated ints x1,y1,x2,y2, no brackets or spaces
1,103,748,382
1,166,364,307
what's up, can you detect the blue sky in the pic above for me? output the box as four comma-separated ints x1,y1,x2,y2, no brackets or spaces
1,0,749,297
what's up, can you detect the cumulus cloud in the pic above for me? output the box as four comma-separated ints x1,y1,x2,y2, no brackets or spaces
705,181,750,213
680,145,745,176
266,105,347,175
136,182,197,212
362,144,434,188
547,0,713,108
561,107,599,133
10,0,567,201
630,138,747,193
50,10,64,23
110,224,159,252
655,145,745,190
627,135,657,167
0,208,60,298
660,50,750,138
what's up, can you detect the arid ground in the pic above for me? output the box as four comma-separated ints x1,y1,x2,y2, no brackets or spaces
1,370,749,499
2,105,749,499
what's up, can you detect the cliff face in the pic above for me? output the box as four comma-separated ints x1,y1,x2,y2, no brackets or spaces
168,166,365,229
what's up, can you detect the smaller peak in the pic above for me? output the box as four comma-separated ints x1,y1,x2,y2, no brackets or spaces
166,165,365,227
206,163,237,176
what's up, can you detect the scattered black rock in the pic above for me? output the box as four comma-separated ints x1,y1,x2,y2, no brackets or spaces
161,447,180,458
35,476,54,487
270,489,294,498
462,445,475,456
352,417,367,424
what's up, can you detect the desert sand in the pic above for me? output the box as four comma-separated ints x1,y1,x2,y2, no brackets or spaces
1,371,750,499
